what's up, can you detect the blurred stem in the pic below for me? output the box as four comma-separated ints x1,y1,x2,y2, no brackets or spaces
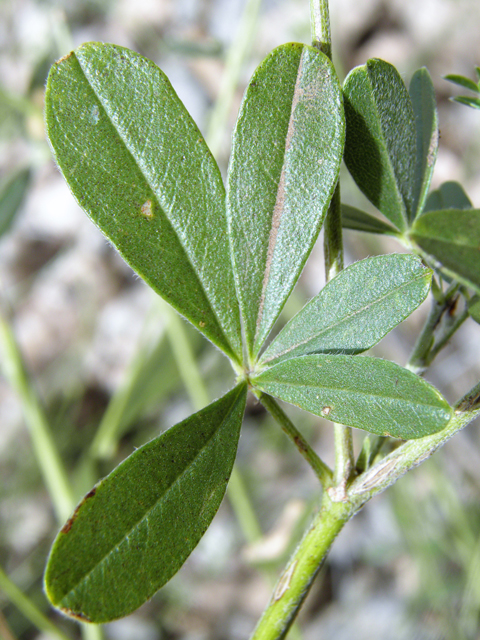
310,0,332,58
0,86,43,120
407,282,464,375
0,313,73,523
163,303,262,543
257,393,333,487
0,565,70,640
0,311,104,640
205,0,261,157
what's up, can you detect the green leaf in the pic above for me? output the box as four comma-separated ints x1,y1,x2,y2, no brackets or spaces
259,254,432,365
252,355,451,439
45,383,247,623
0,168,31,237
341,204,399,236
343,59,417,231
424,181,472,213
444,74,480,93
45,43,242,363
227,43,344,363
410,209,480,294
451,96,480,110
476,67,480,83
409,68,438,220
468,296,480,324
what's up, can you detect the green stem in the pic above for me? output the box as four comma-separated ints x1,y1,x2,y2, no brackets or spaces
0,565,71,640
407,282,460,375
0,313,74,523
258,393,333,487
205,0,262,157
426,306,469,366
347,379,480,503
163,303,262,543
356,435,387,474
309,0,332,58
250,378,480,640
250,493,355,640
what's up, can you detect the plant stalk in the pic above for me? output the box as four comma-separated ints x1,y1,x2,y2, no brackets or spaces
309,0,332,58
407,282,461,375
258,393,333,487
250,378,480,639
250,493,355,640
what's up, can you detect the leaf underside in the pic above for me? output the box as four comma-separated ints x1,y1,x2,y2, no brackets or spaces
45,43,242,363
410,209,480,294
252,355,452,439
44,384,247,623
260,254,432,365
227,43,345,362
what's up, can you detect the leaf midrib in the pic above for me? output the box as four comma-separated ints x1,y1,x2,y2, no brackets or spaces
262,270,428,363
73,50,235,358
56,388,243,605
252,48,305,353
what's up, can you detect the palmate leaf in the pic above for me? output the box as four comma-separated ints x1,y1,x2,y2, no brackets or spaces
343,59,417,231
410,209,480,294
260,255,431,365
45,43,242,363
252,356,452,439
45,384,247,623
227,43,344,363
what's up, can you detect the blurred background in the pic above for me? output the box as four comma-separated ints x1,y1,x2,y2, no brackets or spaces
1,0,480,638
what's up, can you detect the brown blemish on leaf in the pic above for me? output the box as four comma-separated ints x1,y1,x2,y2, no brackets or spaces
56,51,74,65
61,487,97,534
199,321,206,328
141,200,154,219
60,607,92,622
321,406,331,416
